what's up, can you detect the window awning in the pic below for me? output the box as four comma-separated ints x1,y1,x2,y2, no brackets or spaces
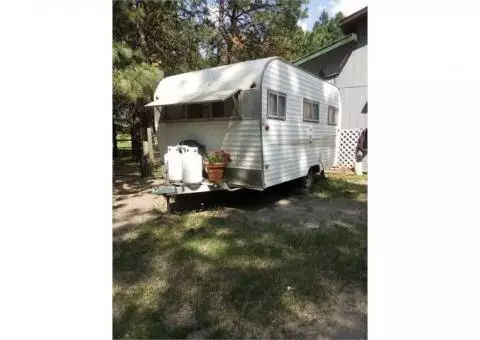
145,89,239,107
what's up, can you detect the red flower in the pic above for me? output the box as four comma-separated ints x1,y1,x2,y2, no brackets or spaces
207,149,232,164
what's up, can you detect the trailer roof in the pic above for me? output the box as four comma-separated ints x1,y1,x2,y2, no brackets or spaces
146,57,278,107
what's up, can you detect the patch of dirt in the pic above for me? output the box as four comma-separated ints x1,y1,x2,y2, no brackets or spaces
112,177,167,229
113,176,367,232
246,195,366,229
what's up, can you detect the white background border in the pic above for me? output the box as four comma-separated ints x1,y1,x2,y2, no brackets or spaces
1,0,480,339
0,1,112,338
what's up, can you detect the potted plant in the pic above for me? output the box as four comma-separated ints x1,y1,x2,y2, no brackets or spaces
205,150,231,183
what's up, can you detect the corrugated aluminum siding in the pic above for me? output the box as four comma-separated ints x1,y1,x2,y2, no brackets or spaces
261,59,341,188
157,119,262,171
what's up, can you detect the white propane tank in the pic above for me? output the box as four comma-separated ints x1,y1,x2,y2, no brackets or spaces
354,161,363,175
164,146,183,183
354,150,363,175
182,146,203,185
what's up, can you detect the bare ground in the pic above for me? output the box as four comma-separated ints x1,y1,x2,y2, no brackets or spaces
113,173,366,232
113,177,167,229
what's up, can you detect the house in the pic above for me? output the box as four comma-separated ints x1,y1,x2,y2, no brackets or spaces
294,6,368,172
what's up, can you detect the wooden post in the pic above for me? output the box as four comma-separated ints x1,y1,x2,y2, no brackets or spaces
147,127,154,162
140,140,153,177
143,141,149,156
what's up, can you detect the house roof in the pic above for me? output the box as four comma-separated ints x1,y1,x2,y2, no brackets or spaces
149,57,278,106
293,33,357,66
292,7,367,67
340,6,367,34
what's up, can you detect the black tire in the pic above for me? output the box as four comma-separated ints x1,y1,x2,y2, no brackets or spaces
302,167,315,189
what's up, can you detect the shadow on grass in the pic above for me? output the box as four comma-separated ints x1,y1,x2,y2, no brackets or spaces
113,178,157,196
113,203,127,210
169,174,367,215
113,207,367,339
170,183,298,214
168,175,326,214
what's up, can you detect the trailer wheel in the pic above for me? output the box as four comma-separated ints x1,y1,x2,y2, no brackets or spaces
302,168,315,189
165,195,176,214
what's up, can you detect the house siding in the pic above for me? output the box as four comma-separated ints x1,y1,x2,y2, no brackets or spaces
296,17,367,131
338,86,367,129
334,42,367,129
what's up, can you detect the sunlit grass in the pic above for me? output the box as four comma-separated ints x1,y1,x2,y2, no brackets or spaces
116,133,132,149
184,238,229,258
312,173,367,201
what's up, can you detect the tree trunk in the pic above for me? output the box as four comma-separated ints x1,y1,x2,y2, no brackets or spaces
131,111,143,162
217,0,226,65
228,3,239,64
113,120,118,158
139,111,153,177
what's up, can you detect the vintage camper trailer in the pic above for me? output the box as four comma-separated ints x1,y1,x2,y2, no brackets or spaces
147,56,341,203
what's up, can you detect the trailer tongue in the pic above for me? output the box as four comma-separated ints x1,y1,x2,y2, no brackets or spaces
152,180,241,213
152,180,240,196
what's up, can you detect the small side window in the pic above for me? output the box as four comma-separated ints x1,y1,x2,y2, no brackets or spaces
313,103,319,121
278,95,286,117
303,99,312,120
268,92,277,116
303,99,320,122
328,106,339,125
267,90,286,119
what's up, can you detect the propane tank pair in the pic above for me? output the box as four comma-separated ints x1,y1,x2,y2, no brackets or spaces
164,145,202,184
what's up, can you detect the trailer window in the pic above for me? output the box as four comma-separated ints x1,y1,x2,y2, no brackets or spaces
162,95,238,121
212,102,223,118
186,103,210,119
164,105,185,120
267,90,286,119
224,97,235,116
328,106,339,125
212,97,234,118
303,99,320,122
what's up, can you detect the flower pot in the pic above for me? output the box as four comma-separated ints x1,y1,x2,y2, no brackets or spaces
206,163,227,183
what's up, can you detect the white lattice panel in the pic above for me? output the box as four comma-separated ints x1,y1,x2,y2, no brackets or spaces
335,129,362,167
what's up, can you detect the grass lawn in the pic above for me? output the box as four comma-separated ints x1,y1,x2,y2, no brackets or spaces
117,133,132,150
113,175,367,339
114,133,166,178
